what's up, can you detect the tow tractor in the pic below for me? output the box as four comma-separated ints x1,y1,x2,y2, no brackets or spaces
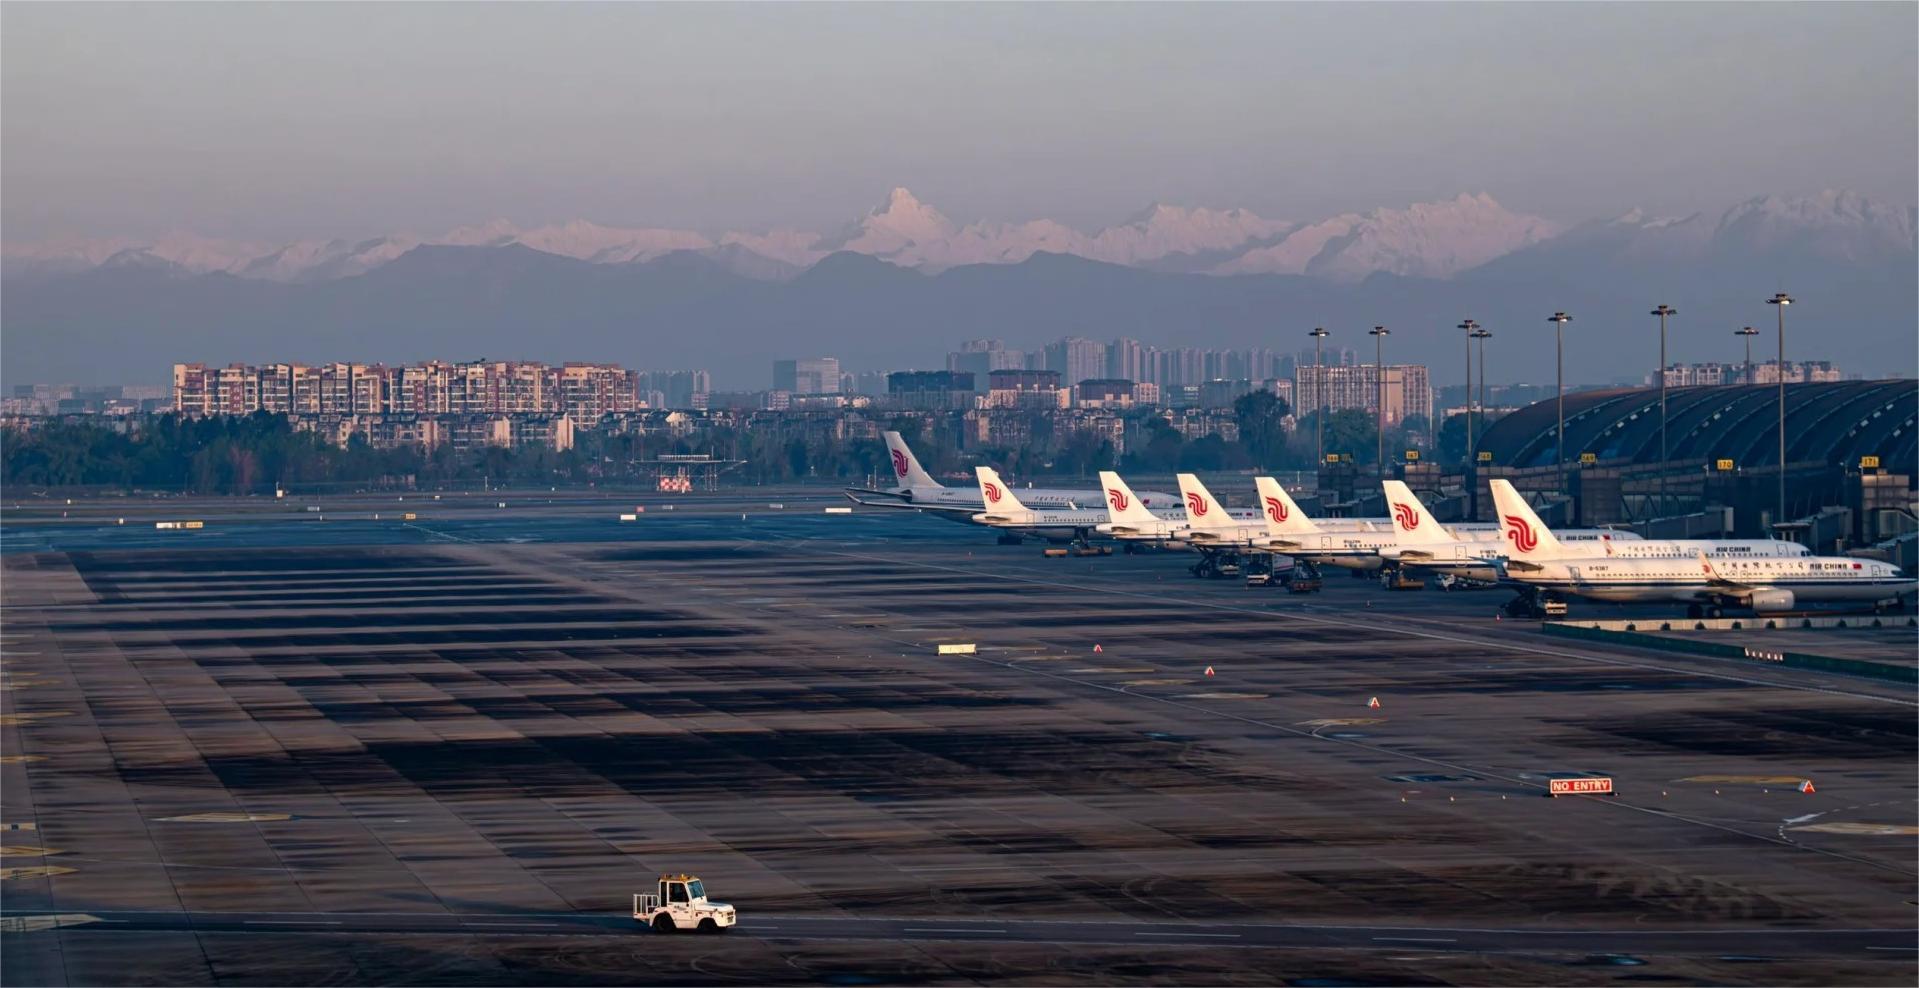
633,874,736,933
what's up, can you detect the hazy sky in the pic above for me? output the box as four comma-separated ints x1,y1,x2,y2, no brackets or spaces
4,2,1914,242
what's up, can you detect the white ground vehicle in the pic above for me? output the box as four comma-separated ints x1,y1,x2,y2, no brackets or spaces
633,874,736,933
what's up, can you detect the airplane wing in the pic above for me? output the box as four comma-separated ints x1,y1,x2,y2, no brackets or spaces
841,493,981,515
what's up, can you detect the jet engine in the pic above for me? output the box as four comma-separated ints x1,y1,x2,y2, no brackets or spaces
1748,589,1796,612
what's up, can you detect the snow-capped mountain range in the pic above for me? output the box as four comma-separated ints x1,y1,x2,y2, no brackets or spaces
3,187,1911,285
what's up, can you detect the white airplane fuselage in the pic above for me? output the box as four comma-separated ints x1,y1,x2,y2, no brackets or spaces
1510,555,1913,609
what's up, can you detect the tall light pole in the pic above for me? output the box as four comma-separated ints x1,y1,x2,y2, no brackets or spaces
1649,304,1677,518
1470,327,1491,467
1767,293,1793,528
1369,326,1390,484
1735,326,1758,385
1309,327,1329,471
1547,312,1571,497
1457,319,1478,469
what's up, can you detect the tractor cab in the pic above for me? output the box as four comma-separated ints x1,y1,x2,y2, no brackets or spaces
633,874,736,933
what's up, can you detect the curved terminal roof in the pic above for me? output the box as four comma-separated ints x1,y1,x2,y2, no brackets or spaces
1477,381,1917,477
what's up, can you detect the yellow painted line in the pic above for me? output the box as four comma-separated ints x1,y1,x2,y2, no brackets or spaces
1,681,51,690
0,914,102,933
1,823,36,831
1178,692,1269,700
0,711,72,726
0,756,46,764
1122,679,1191,687
0,866,76,881
156,812,293,824
1297,717,1387,728
0,845,62,857
1677,775,1809,785
1790,822,1919,837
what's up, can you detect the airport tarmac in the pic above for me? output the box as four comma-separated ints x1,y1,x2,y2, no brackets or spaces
2,491,1915,985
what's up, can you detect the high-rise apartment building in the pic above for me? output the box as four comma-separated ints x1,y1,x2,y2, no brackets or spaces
1293,363,1432,426
1043,337,1108,387
774,357,842,395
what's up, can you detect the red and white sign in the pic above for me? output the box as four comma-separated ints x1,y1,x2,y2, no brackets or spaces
1547,776,1614,797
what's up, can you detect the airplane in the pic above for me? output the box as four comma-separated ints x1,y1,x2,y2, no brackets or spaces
970,466,1113,544
844,432,1176,516
1487,481,1912,616
1251,478,1645,574
1095,471,1259,548
1488,480,1809,560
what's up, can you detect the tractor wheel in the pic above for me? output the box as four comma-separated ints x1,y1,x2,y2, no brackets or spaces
652,914,676,933
698,918,720,934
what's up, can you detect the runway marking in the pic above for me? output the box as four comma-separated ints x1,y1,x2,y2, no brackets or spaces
156,812,294,824
0,866,76,880
1122,679,1190,686
1178,692,1268,700
1790,822,1919,837
1866,946,1919,951
1298,718,1386,728
0,711,71,725
0,845,62,857
1680,775,1810,785
465,921,558,928
0,823,36,832
242,919,341,926
1135,931,1241,938
0,756,46,764
0,914,100,934
1374,936,1458,942
902,927,1007,934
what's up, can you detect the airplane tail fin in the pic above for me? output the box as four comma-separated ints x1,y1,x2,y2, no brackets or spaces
1381,481,1456,545
1253,477,1323,536
1488,479,1566,561
975,466,1029,514
881,431,940,489
1098,471,1161,527
1175,474,1237,530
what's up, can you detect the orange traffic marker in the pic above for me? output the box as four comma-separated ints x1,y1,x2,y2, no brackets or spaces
1093,644,1102,653
1799,779,1816,794
1367,696,1381,709
1203,666,1216,677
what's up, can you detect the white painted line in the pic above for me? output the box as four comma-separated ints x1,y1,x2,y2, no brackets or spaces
902,927,1008,934
466,921,558,928
1373,936,1458,943
243,920,341,926
1135,931,1241,938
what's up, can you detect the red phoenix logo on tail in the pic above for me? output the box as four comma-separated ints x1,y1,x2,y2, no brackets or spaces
1185,491,1208,517
1503,514,1539,553
1264,495,1288,523
890,449,908,479
1391,503,1420,530
1106,488,1129,511
982,482,1001,503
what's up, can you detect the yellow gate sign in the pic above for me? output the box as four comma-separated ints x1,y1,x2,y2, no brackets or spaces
1715,458,1735,471
1579,452,1597,465
1404,450,1420,462
1860,455,1881,469
1477,451,1493,463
